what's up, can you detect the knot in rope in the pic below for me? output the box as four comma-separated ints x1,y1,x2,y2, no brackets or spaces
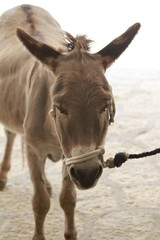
103,147,160,169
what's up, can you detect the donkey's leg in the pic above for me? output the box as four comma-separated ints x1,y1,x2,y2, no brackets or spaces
27,146,50,240
0,129,16,190
59,165,77,240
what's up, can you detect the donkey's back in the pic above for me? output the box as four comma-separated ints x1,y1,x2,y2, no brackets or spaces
0,4,66,133
0,4,66,191
0,4,65,51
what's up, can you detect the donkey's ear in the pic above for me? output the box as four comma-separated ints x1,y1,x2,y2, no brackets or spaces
16,28,61,70
96,23,141,70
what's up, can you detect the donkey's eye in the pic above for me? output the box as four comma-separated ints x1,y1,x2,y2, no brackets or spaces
100,105,108,113
56,105,68,115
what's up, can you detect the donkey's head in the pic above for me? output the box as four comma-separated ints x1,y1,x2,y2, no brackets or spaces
17,23,140,189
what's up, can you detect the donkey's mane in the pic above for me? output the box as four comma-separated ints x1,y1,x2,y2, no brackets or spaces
64,32,93,52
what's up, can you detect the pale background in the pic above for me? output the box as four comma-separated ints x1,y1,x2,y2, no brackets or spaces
0,0,159,70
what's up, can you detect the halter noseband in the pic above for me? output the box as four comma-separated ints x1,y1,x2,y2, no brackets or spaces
63,147,105,167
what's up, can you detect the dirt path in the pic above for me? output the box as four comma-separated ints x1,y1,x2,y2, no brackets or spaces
0,69,160,240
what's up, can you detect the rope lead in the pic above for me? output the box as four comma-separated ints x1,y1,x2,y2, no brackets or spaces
104,148,160,168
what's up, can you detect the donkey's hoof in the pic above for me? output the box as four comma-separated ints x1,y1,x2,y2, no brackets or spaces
65,231,77,240
0,179,7,190
33,234,45,240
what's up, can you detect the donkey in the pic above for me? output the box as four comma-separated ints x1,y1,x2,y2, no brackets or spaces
0,4,140,240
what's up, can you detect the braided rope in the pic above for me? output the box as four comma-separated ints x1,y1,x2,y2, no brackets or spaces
63,147,105,167
103,147,160,168
129,148,160,159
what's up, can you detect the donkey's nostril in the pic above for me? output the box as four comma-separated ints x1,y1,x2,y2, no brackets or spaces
95,165,103,179
70,165,77,180
69,165,85,182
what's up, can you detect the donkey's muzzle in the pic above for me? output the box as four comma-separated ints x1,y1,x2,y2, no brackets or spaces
68,158,103,189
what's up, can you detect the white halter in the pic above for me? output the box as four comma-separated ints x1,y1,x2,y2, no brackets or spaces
63,147,105,167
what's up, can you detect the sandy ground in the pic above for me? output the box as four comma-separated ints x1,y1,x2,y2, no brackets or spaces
0,69,160,240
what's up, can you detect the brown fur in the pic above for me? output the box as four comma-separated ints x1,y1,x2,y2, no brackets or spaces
0,4,140,240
